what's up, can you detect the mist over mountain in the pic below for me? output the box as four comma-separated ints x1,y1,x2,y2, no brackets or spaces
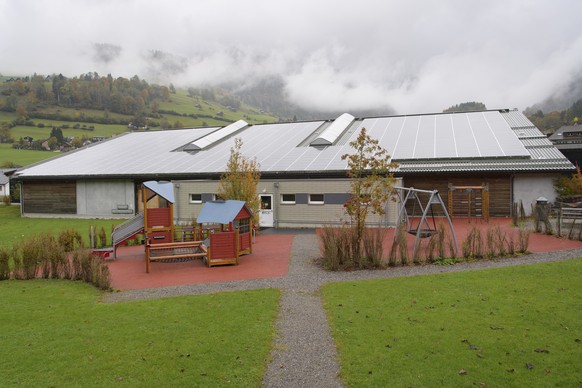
525,76,582,115
2,1,581,119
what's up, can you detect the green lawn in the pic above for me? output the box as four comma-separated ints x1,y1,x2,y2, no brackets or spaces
322,259,582,387
0,206,124,248
0,143,57,166
0,280,279,386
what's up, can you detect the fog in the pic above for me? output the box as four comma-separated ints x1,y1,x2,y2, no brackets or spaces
1,0,581,114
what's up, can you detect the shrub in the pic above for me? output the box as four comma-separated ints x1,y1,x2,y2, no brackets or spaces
389,225,409,266
0,246,10,280
97,226,107,248
2,195,10,206
362,227,387,268
517,227,530,253
319,225,357,270
58,229,83,252
462,226,483,259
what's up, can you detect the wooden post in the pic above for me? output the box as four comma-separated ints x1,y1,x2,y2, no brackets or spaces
235,229,240,265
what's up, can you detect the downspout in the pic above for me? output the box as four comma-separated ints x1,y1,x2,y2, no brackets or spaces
174,182,180,225
274,182,279,228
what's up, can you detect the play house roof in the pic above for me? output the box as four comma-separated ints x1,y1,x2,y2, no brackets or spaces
196,200,252,225
143,181,174,203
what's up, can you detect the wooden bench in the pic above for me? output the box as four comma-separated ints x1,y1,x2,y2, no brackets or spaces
145,240,207,273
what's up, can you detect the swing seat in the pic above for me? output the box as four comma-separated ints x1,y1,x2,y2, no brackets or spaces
408,228,438,238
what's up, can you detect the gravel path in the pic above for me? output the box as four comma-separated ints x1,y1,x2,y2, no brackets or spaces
102,234,582,387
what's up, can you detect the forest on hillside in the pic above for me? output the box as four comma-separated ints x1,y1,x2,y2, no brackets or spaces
525,98,582,133
0,73,171,119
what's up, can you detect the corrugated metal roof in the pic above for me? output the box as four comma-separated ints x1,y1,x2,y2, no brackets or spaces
14,109,574,179
521,137,553,147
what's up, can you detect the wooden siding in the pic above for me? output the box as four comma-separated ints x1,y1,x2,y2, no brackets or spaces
210,232,237,259
23,181,76,214
146,207,172,228
403,174,511,217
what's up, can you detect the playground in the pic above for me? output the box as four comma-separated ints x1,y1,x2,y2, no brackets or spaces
98,181,582,290
106,217,582,290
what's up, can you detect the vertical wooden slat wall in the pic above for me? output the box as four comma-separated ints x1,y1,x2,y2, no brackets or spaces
402,174,511,217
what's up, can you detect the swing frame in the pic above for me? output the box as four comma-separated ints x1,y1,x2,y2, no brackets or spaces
392,186,458,258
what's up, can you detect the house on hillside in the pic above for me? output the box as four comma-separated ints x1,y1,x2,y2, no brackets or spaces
0,168,17,200
0,172,9,199
12,109,574,227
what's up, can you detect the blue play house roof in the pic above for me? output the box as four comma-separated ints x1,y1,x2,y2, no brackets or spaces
143,181,175,203
196,200,252,224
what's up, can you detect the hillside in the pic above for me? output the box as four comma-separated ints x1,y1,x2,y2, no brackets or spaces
0,73,279,167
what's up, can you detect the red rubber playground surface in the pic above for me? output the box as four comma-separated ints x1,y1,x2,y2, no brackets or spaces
107,219,582,291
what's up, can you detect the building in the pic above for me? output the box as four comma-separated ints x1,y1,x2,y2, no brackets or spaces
12,109,574,227
548,124,582,168
0,170,10,199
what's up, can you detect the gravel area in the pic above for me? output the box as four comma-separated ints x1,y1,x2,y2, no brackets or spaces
102,234,582,387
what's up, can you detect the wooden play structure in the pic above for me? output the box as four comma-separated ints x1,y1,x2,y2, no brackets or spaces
393,186,458,258
195,200,253,267
140,181,253,272
448,183,490,222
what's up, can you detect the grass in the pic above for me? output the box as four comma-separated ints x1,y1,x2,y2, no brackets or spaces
0,280,279,386
0,143,55,166
322,259,582,387
1,88,278,167
0,206,123,248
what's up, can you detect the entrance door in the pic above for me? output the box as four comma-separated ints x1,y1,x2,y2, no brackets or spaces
259,194,274,227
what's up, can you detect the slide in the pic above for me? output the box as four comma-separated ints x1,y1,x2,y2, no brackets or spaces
112,212,145,258
93,213,145,260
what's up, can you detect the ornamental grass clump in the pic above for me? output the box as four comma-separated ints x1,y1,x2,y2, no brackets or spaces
0,247,10,280
517,227,530,253
389,225,409,266
0,231,111,290
320,225,358,270
362,227,387,268
462,226,483,259
58,229,83,252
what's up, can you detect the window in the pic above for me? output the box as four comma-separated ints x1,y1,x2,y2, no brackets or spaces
281,194,296,204
309,194,324,204
238,218,251,234
213,194,224,201
189,194,202,203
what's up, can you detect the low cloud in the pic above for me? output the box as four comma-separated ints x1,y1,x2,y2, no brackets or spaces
1,0,581,114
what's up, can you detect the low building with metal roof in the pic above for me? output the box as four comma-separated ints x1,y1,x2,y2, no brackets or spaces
548,124,582,168
13,109,573,226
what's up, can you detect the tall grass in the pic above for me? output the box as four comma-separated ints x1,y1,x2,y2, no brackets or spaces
320,225,387,270
0,229,111,290
464,225,530,259
321,222,530,271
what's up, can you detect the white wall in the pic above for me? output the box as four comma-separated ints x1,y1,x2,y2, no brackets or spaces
77,180,135,217
513,174,558,215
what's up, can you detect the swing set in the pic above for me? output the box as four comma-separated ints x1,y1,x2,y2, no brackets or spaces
392,186,458,258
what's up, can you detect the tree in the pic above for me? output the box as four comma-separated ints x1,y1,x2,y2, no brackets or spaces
49,127,64,145
0,123,12,143
443,101,487,113
341,128,398,260
217,138,261,225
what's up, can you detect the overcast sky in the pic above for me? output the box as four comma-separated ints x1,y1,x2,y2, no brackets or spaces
1,0,581,114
